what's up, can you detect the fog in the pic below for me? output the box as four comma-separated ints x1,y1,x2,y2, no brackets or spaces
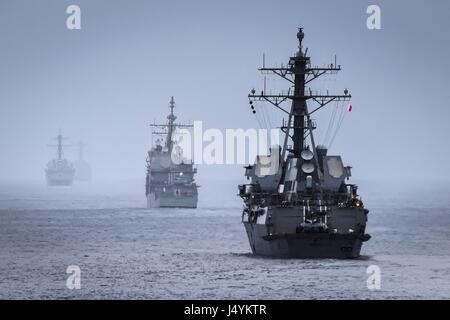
1,0,450,186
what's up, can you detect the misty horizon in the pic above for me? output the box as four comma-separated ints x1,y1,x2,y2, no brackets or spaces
1,0,450,184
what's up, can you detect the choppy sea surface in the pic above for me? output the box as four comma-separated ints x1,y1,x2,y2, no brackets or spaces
0,179,449,299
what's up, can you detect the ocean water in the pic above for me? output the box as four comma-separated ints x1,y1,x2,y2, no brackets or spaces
0,179,449,299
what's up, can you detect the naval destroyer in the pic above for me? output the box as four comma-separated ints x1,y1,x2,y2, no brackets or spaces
239,28,370,258
145,97,198,208
73,141,92,182
45,132,75,186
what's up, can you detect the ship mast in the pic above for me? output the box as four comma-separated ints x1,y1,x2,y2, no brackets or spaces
166,96,177,152
150,97,193,154
57,133,63,160
48,130,69,161
248,28,351,173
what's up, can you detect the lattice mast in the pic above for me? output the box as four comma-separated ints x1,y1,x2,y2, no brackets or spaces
150,96,193,153
48,130,69,161
248,28,351,165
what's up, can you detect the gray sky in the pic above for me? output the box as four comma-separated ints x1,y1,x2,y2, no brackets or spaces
1,0,450,183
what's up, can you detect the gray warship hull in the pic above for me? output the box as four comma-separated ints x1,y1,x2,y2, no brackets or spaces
242,205,370,259
45,132,75,187
147,192,198,208
73,160,92,182
46,173,74,186
145,97,199,209
239,28,370,259
244,223,364,259
145,166,199,209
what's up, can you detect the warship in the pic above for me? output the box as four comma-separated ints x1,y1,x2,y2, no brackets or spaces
145,97,198,208
239,28,370,258
73,141,92,182
45,131,75,186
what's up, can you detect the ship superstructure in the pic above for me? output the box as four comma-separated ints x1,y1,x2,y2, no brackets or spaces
239,28,370,258
45,131,75,186
73,141,92,182
145,97,198,208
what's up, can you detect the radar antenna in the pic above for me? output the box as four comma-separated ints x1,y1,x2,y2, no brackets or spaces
248,28,352,179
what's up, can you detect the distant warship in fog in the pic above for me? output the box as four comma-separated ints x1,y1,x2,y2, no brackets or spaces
73,141,92,182
46,131,75,186
239,28,370,258
145,97,198,208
